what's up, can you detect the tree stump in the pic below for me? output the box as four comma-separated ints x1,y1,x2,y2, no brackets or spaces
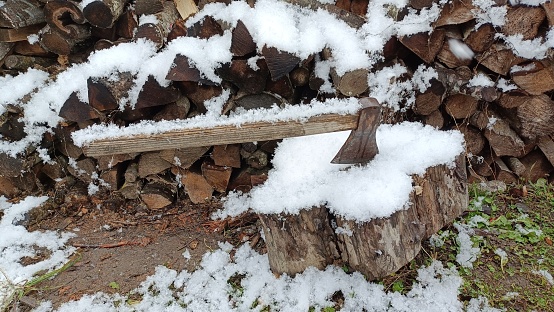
259,155,467,279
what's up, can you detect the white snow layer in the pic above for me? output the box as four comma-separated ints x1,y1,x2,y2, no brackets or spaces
219,122,465,222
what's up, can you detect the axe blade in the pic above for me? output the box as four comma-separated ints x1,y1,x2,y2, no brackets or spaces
331,97,380,164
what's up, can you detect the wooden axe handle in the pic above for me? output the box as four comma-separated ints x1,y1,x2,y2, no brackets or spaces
331,97,380,164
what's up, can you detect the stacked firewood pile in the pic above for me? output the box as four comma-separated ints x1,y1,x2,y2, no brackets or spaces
0,0,553,208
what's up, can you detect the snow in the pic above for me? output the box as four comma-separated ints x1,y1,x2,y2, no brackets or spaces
219,122,464,222
532,270,554,285
472,0,507,28
500,29,554,60
468,73,494,88
449,39,474,61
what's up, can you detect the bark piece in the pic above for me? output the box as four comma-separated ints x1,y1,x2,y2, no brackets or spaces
414,79,445,115
503,6,545,40
0,24,45,42
43,0,86,37
135,1,179,48
512,61,554,95
83,0,127,29
231,20,255,56
138,151,173,177
399,29,445,63
182,170,213,203
444,93,478,119
4,54,56,70
0,0,45,28
159,147,209,169
476,44,525,76
135,0,165,15
135,75,180,109
212,144,241,168
484,118,526,157
59,92,102,123
186,15,223,39
331,68,369,96
435,0,475,27
463,23,495,54
201,159,232,193
520,150,553,182
262,46,301,81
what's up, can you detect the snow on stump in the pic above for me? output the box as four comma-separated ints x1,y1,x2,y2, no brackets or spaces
220,122,468,279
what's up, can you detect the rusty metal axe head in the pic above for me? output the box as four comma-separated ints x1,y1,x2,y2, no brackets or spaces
331,97,381,164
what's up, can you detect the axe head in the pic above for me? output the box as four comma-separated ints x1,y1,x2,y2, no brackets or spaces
331,97,380,164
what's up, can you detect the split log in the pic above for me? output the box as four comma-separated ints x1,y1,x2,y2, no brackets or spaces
537,135,554,168
13,40,50,56
39,24,91,55
444,93,478,119
135,1,179,48
0,0,45,28
414,79,445,115
135,75,180,109
116,9,138,39
67,158,96,183
140,181,175,209
262,45,301,81
503,6,545,40
83,0,127,29
331,68,368,96
96,153,138,170
59,91,102,123
174,0,198,20
457,124,486,156
0,24,45,42
463,23,495,54
227,168,252,192
177,82,223,112
282,0,365,29
186,15,223,39
512,61,554,95
265,75,294,102
470,152,493,177
0,42,13,63
476,43,525,76
43,0,86,38
422,110,445,129
120,163,141,199
409,0,436,9
261,156,467,279
166,54,202,82
494,158,517,184
3,54,56,70
543,1,554,26
435,0,475,27
201,159,232,193
484,118,526,157
519,150,553,182
153,96,191,121
0,152,40,177
135,0,165,16
399,29,445,64
159,147,209,169
505,157,526,178
0,113,25,142
212,144,241,168
231,20,256,57
87,77,119,112
138,151,172,177
54,125,83,159
437,38,473,69
181,169,213,203
100,166,120,190
234,93,282,111
216,59,269,94
500,94,554,140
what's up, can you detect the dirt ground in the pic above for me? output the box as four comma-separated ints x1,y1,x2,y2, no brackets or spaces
17,189,263,310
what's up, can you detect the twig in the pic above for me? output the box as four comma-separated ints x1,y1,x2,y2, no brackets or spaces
72,237,151,248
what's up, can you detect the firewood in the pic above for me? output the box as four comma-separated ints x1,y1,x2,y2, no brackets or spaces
100,166,120,190
124,161,139,183
505,157,526,178
437,39,473,68
83,0,127,29
212,144,241,168
135,1,179,48
135,75,180,109
494,158,517,184
186,15,223,39
166,54,203,82
167,18,187,42
116,9,138,39
153,96,191,121
0,24,45,42
290,66,310,87
0,113,25,141
476,43,525,76
231,20,255,57
435,65,472,95
138,151,172,177
435,0,475,27
87,77,119,112
96,153,138,171
422,110,445,129
243,149,268,169
234,93,282,110
3,54,56,70
350,0,368,15
331,68,369,96
512,61,554,95
497,91,528,109
469,110,491,131
0,152,38,177
216,59,269,94
181,169,213,203
409,0,436,9
399,29,445,63
91,24,118,41
201,159,232,192
503,6,545,40
43,0,86,38
174,0,198,20
54,125,83,159
282,0,365,29
262,45,301,81
471,154,494,177
39,24,91,55
501,94,554,140
543,1,554,26
484,118,526,157
67,158,96,183
0,41,12,63
265,76,294,101
59,91,102,123
0,0,45,28
13,40,50,56
227,168,252,192
159,146,209,169
537,135,554,168
463,23,495,54
140,181,175,209
41,156,68,180
520,150,553,182
457,124,486,155
0,176,20,197
135,0,165,16
444,93,478,119
414,79,444,115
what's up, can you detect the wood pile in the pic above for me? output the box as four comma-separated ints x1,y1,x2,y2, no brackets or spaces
0,0,553,207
